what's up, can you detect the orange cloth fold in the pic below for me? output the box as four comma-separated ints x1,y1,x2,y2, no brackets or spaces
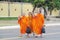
18,16,28,34
32,13,44,35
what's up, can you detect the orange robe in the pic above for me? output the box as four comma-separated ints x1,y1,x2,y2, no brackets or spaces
28,16,33,32
18,16,28,34
32,13,44,35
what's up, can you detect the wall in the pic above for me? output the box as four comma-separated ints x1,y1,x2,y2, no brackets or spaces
0,2,33,17
0,2,8,17
0,2,59,17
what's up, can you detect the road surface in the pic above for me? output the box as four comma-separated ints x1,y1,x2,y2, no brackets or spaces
0,23,60,40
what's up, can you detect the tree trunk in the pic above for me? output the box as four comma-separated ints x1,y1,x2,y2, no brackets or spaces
43,7,47,19
50,10,52,15
32,4,37,13
32,6,36,13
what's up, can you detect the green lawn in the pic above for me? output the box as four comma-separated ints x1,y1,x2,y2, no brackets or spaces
0,17,18,20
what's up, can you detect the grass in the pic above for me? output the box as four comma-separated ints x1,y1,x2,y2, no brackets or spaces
0,17,18,20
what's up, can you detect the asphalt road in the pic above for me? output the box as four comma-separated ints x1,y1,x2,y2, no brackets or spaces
0,25,60,40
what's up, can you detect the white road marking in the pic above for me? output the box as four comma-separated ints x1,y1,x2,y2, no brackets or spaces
0,37,19,40
0,25,20,29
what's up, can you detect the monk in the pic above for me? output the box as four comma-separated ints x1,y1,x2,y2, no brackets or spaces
28,12,33,32
18,13,33,37
32,11,44,37
18,15,28,37
26,12,33,37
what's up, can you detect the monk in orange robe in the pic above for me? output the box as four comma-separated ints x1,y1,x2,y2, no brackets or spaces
25,12,33,37
32,12,44,37
18,13,33,37
28,12,33,32
18,15,28,37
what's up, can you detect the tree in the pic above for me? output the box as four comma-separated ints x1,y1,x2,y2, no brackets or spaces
19,0,60,17
54,0,60,16
54,0,60,10
23,0,45,12
45,0,60,15
46,0,55,15
23,0,48,18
